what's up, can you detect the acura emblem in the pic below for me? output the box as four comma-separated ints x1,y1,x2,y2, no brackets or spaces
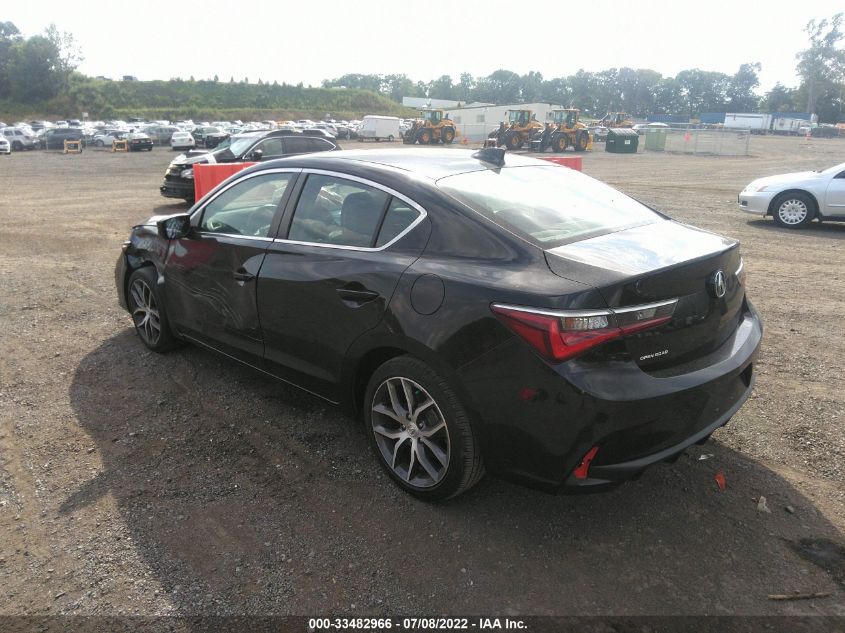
711,270,727,298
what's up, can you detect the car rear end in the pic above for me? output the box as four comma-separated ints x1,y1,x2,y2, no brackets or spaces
437,162,762,491
170,132,196,150
128,134,153,151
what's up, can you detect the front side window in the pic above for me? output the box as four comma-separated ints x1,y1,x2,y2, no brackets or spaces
199,173,293,237
287,175,390,247
437,165,663,247
255,137,284,158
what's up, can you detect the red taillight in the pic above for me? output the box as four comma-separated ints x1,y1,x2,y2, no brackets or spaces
573,446,600,480
491,302,675,362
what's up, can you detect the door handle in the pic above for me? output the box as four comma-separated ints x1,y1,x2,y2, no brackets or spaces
233,268,256,283
336,287,380,303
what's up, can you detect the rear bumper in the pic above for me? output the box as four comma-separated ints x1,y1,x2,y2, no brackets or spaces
568,370,754,490
456,304,763,493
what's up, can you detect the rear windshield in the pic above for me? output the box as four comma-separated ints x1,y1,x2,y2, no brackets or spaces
437,165,663,247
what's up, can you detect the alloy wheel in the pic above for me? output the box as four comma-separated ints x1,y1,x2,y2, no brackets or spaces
129,278,162,346
777,199,808,225
371,377,450,488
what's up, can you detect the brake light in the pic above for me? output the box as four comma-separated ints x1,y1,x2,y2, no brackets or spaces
491,300,677,362
573,446,600,480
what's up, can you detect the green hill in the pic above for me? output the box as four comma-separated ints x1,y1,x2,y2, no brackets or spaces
1,76,418,122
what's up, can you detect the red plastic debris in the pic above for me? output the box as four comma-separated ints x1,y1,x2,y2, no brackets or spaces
714,470,727,492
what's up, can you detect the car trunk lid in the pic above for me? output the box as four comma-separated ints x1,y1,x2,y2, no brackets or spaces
545,221,744,371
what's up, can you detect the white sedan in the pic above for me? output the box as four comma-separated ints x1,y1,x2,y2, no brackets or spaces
0,137,10,155
738,162,845,228
170,131,196,151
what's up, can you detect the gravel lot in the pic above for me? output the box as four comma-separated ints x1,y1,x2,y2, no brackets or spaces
1,137,843,619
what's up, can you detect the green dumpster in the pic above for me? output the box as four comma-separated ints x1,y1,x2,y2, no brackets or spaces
606,128,639,153
644,128,667,151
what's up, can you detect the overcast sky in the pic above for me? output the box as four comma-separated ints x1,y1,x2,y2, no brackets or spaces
4,0,843,92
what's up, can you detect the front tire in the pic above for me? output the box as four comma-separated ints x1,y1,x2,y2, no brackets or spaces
574,131,589,151
365,356,484,500
772,192,815,228
126,267,179,352
505,132,522,150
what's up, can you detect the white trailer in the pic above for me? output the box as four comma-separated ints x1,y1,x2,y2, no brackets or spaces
772,117,804,135
724,113,772,135
359,115,400,142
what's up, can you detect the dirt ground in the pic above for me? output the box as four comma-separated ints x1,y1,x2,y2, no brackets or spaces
1,136,844,620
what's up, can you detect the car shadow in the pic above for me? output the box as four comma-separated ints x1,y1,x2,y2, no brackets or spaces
66,330,845,616
746,219,845,240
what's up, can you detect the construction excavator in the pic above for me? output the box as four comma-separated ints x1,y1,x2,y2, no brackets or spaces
485,110,544,150
402,109,457,145
530,108,590,152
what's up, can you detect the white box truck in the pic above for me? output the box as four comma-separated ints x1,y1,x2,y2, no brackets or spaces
359,115,400,142
724,113,772,134
772,117,804,135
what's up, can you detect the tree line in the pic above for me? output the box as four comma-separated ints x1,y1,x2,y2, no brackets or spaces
324,14,842,122
1,16,843,122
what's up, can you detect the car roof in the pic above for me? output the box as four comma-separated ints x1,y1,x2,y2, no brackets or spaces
263,148,549,180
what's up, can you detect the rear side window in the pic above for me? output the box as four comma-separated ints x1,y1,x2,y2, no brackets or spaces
376,198,419,247
287,175,389,247
284,136,311,154
308,138,335,152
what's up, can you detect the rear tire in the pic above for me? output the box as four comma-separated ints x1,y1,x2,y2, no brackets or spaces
418,129,433,145
772,192,815,228
126,267,180,352
442,128,455,144
364,356,484,500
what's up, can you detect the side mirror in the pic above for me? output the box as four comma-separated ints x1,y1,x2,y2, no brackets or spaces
249,148,264,161
157,213,191,240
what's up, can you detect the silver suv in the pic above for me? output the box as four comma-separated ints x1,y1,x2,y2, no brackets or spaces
2,127,36,151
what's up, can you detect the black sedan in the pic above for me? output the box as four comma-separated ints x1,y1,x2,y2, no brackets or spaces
116,148,762,500
126,132,154,151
